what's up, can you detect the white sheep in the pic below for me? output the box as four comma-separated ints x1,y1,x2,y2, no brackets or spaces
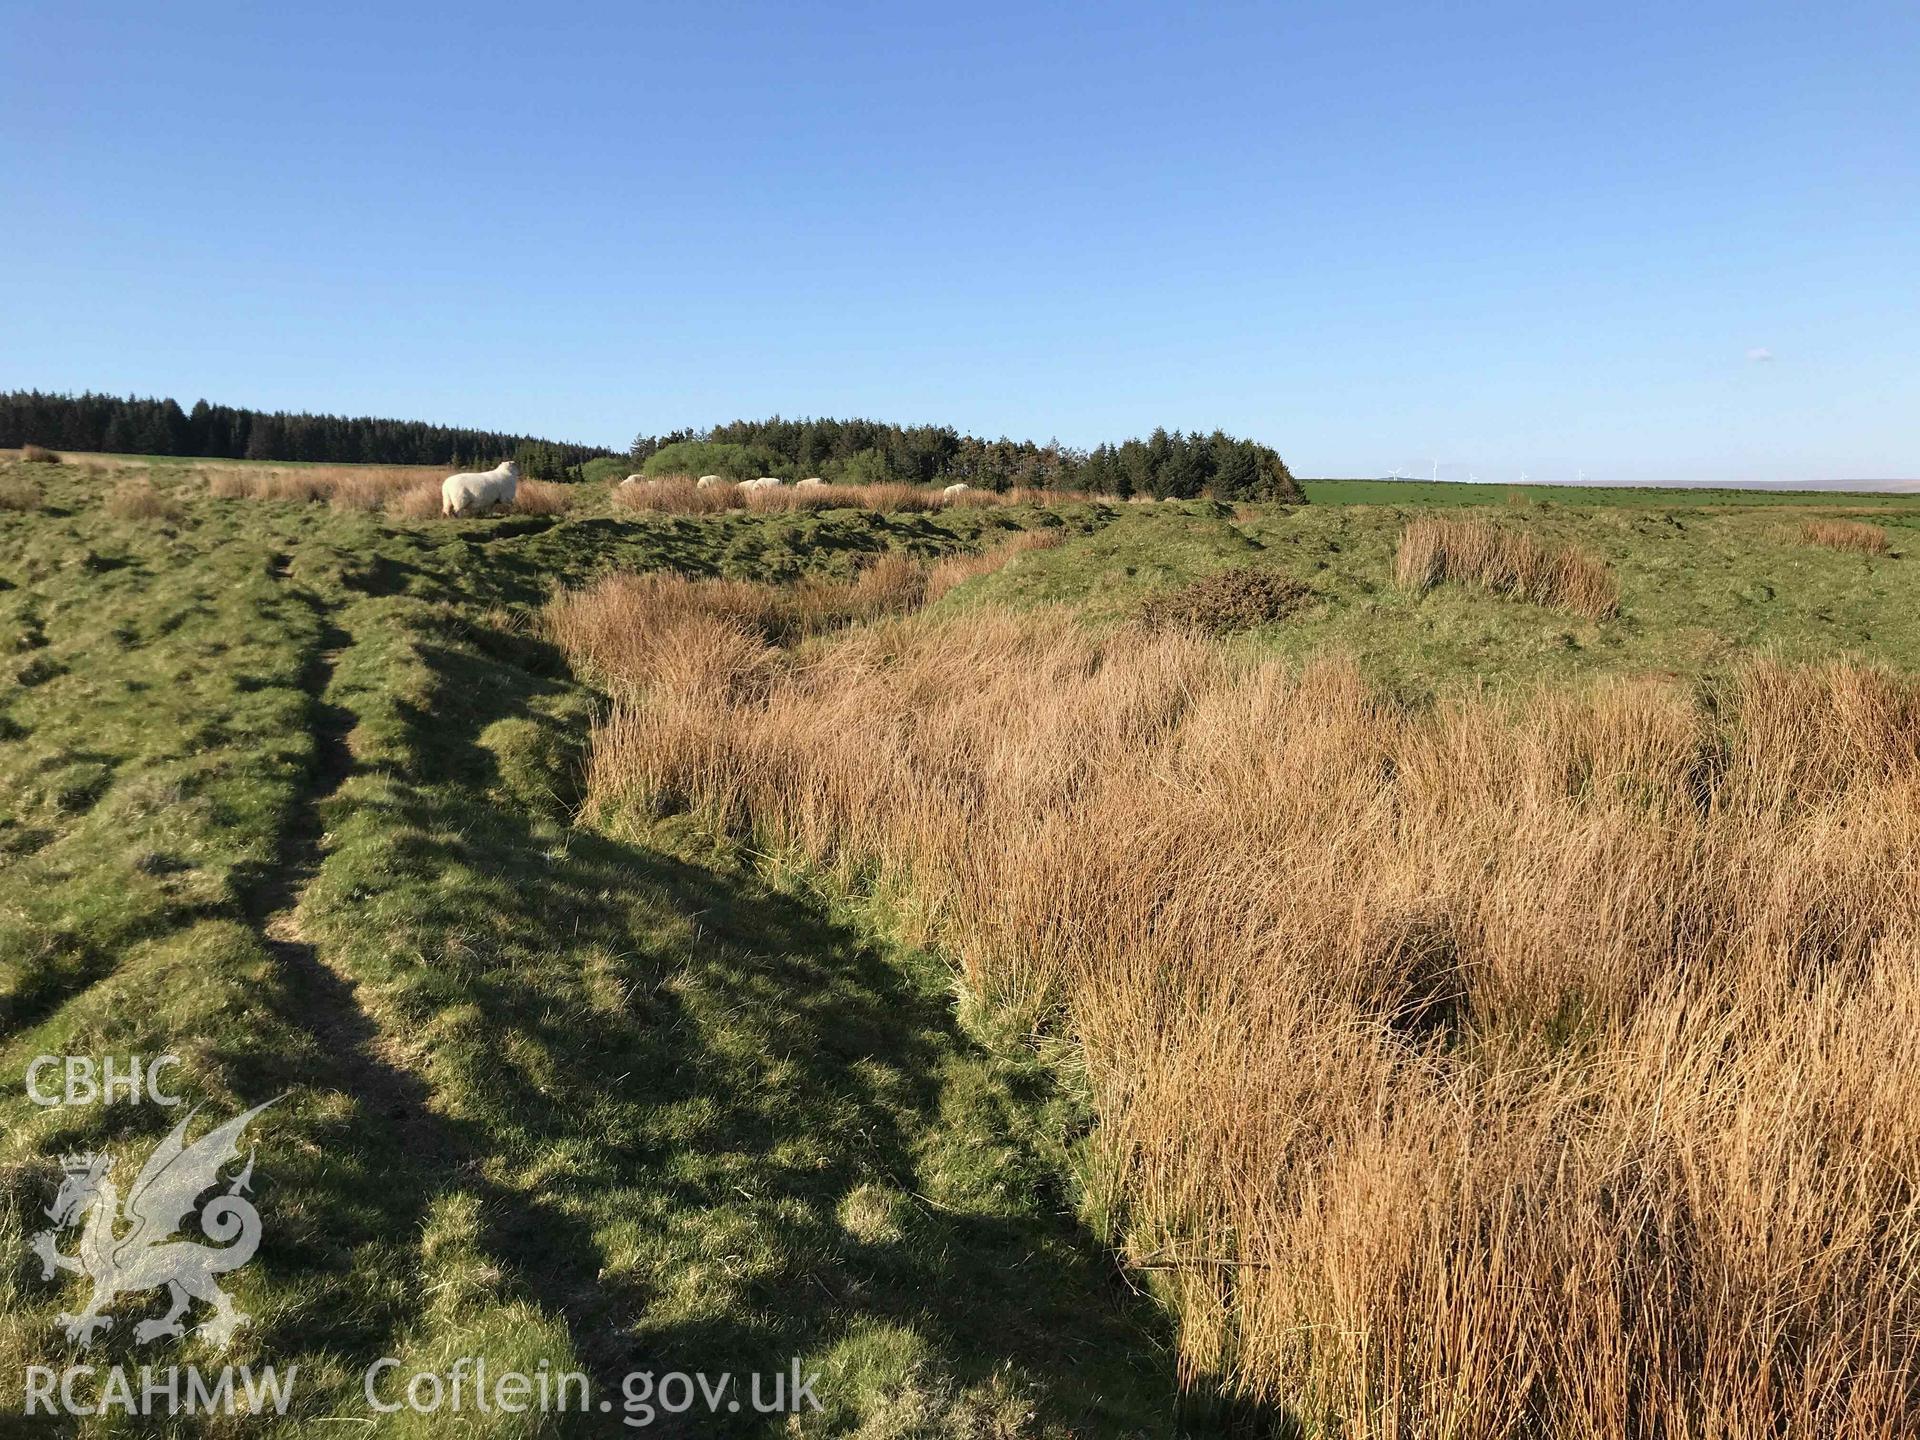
442,460,520,517
696,475,725,490
941,483,971,497
795,477,827,489
622,473,646,485
740,476,786,492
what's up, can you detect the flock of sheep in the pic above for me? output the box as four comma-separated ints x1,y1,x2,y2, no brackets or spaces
440,459,977,518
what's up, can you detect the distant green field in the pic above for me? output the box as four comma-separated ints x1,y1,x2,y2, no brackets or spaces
1303,478,1920,507
959,496,1920,696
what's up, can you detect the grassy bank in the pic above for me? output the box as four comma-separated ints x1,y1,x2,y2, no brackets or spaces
1,456,1173,1436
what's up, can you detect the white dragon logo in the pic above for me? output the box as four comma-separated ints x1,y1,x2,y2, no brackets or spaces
31,1098,280,1347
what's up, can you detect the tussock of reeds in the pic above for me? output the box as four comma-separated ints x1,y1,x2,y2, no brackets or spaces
1396,516,1620,619
557,578,1920,1438
104,477,184,522
0,473,41,511
18,444,60,464
388,483,445,519
547,534,1059,670
1802,518,1891,555
1135,565,1311,635
510,478,573,515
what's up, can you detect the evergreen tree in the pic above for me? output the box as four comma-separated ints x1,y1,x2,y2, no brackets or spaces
1213,441,1260,500
0,390,614,469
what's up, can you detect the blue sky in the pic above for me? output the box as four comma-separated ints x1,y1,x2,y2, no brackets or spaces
3,0,1914,481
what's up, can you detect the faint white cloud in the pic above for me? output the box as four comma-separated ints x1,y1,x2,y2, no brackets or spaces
1746,347,1775,363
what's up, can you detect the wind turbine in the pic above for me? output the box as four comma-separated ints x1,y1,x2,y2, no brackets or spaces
1431,458,1439,482
1518,471,1530,484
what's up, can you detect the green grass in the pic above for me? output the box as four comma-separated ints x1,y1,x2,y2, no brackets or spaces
963,498,1920,697
7,453,1920,1435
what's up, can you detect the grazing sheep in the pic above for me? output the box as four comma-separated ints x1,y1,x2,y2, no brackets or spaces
941,483,971,497
622,473,646,485
441,460,520,517
795,477,827,489
696,475,724,490
740,476,786,492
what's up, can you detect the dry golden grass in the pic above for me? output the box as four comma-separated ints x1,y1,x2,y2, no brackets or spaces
511,478,573,516
382,482,439,519
205,470,258,500
854,482,948,512
1396,515,1620,619
559,578,1920,1438
0,472,41,510
198,461,569,519
104,477,185,522
742,484,840,512
1008,485,1101,506
547,536,1057,675
745,480,947,513
202,461,445,511
1802,518,1891,555
941,487,1001,509
321,468,433,511
612,476,742,514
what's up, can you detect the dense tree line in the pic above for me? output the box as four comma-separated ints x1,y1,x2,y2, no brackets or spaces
0,391,612,477
632,416,1303,501
0,392,1297,499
